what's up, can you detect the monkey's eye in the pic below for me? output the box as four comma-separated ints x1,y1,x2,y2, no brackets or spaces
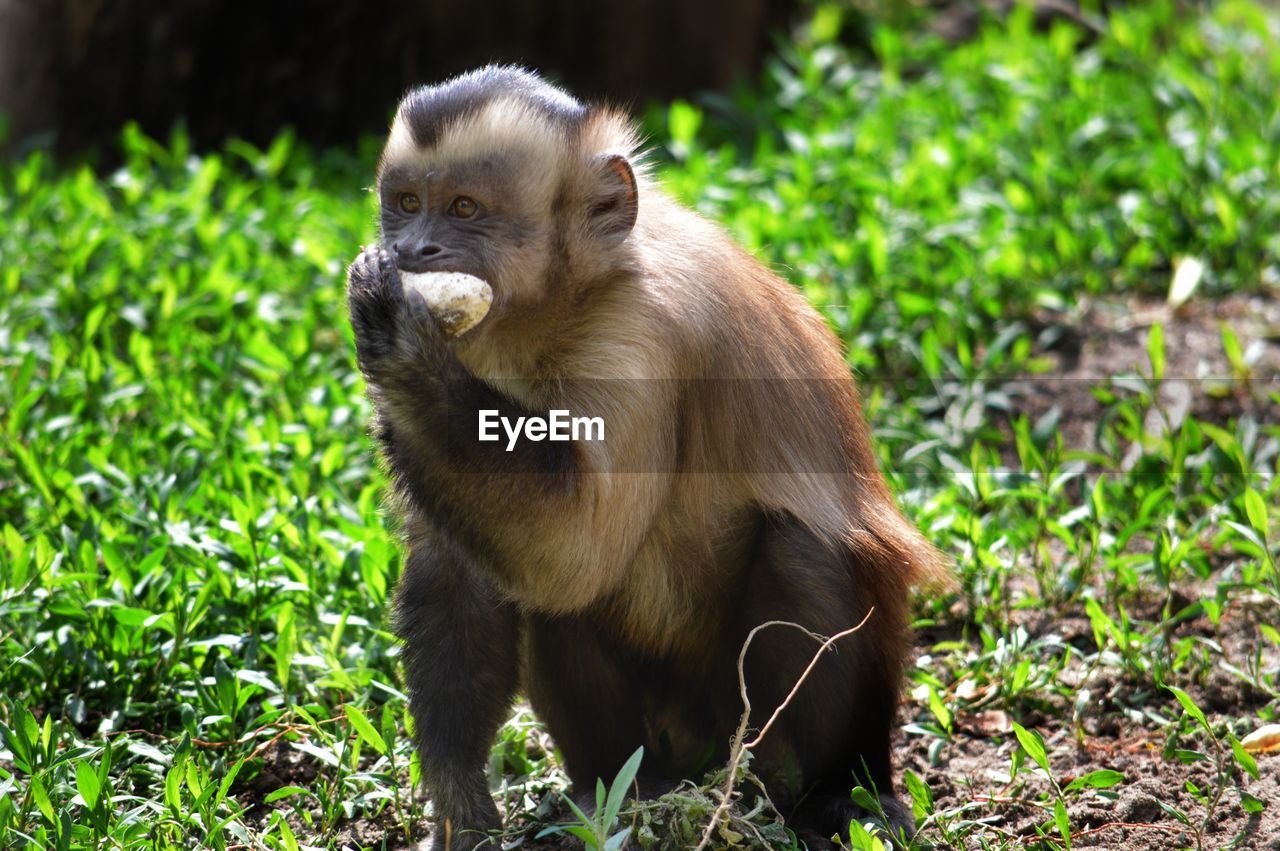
398,193,421,214
448,196,479,219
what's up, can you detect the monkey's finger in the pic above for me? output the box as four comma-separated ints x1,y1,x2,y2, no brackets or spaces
349,248,407,309
346,246,383,289
403,287,435,325
374,246,404,290
401,290,451,353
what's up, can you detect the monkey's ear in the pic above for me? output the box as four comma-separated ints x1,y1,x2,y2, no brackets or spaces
588,153,638,241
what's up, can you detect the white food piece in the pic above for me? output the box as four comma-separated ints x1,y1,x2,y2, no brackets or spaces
1241,723,1280,754
400,271,493,337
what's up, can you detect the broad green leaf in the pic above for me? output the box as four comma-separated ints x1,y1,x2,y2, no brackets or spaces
851,785,880,813
927,684,952,733
264,785,313,804
1166,685,1210,734
20,706,39,760
1065,769,1124,791
847,816,888,851
602,745,644,831
1221,323,1244,371
30,774,55,824
215,757,245,806
1241,792,1266,815
0,721,31,771
903,768,933,820
1054,797,1072,849
1229,735,1259,780
165,764,183,812
1243,489,1268,537
1012,722,1051,775
278,817,301,851
1147,323,1165,381
344,704,388,756
564,826,595,844
604,827,633,851
76,760,101,810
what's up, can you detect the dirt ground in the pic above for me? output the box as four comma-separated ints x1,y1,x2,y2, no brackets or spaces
905,293,1280,850
1009,293,1280,447
904,599,1280,850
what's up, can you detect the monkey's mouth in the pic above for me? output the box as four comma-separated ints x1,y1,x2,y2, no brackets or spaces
394,254,463,276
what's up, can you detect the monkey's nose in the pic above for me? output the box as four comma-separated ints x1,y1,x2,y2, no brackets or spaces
393,241,445,263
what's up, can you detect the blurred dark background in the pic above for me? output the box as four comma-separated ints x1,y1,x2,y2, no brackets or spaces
0,0,1122,158
0,0,798,157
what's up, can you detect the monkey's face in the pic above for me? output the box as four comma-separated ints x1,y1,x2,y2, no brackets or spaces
376,71,639,335
374,85,586,331
376,150,554,324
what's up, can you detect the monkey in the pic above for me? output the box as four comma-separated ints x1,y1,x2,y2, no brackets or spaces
346,66,948,850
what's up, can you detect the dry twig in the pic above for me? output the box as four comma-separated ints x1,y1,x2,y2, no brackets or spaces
692,611,874,851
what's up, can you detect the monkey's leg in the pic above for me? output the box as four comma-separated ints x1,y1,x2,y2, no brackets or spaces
737,513,914,846
394,536,520,851
523,615,658,801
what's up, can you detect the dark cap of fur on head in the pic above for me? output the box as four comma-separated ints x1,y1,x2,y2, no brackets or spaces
399,66,588,150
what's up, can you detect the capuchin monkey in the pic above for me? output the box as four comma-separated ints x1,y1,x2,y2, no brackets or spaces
346,66,947,850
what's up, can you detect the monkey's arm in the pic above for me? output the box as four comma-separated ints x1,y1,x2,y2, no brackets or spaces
348,246,671,606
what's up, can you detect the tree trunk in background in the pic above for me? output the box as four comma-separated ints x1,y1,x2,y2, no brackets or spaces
0,0,795,157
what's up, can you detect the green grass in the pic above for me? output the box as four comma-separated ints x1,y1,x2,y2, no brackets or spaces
2,1,1278,848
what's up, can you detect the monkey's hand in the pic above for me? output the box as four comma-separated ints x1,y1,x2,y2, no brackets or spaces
346,245,449,380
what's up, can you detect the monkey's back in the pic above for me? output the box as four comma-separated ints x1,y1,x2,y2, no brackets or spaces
584,191,946,652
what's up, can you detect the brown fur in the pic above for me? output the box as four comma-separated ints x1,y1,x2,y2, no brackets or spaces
347,66,947,850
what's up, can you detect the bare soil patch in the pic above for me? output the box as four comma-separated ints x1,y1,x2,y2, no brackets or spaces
905,293,1280,849
1010,293,1280,450
905,599,1280,850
